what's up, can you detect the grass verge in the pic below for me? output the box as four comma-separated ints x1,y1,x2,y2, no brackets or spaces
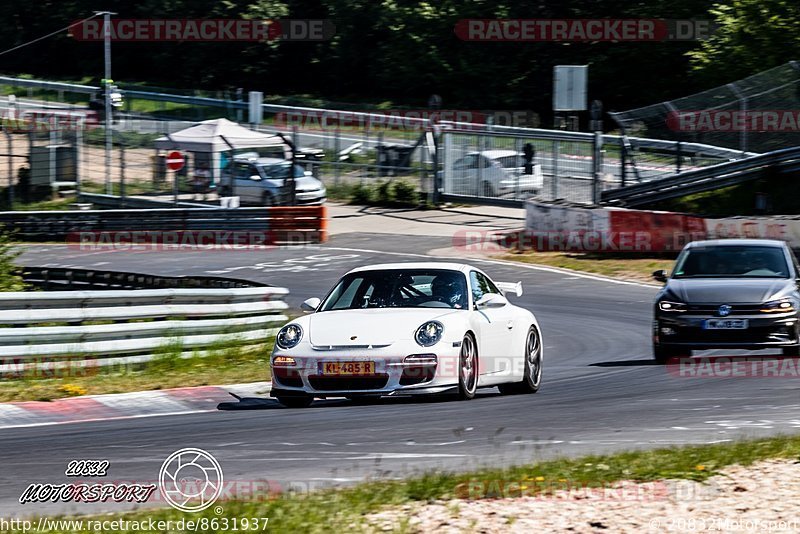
0,339,273,402
8,435,800,533
500,251,676,283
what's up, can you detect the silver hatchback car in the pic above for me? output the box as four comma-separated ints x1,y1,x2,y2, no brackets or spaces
218,157,327,206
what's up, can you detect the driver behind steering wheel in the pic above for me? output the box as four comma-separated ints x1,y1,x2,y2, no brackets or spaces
431,273,467,309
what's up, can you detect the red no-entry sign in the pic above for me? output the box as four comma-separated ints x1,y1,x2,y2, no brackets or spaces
166,151,185,171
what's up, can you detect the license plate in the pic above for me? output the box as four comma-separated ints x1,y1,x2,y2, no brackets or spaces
319,361,375,375
703,319,748,330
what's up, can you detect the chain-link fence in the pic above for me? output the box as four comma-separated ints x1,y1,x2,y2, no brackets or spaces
0,74,754,208
610,62,800,154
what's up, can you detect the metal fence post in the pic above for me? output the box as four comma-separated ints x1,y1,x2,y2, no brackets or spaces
4,130,12,207
120,138,126,204
514,137,522,199
551,140,559,200
334,128,341,186
592,131,603,204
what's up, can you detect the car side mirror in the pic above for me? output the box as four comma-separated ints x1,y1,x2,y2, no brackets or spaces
652,269,668,283
475,293,508,309
301,297,321,312
250,175,262,181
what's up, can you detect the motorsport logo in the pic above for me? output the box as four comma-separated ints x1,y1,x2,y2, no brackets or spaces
69,19,335,42
19,448,224,513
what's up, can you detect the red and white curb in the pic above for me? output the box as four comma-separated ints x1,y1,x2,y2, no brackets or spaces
0,382,271,429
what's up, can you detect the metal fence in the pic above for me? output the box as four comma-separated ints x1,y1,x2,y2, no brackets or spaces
610,61,800,154
0,75,754,207
438,124,746,205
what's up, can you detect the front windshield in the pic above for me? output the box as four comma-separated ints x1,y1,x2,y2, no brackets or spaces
319,269,468,311
265,163,306,179
672,245,790,278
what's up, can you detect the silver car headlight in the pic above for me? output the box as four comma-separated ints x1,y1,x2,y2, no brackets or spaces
658,301,687,312
276,324,303,349
760,299,796,313
415,321,444,347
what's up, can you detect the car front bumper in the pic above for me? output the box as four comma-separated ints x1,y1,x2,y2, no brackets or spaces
269,345,462,398
654,312,799,350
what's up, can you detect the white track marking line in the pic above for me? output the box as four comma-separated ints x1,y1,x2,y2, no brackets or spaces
322,246,658,289
0,409,217,430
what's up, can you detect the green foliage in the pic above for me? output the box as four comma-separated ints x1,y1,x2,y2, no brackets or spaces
10,434,800,532
0,0,769,115
689,0,800,84
392,180,418,207
350,182,374,204
0,230,26,292
338,180,419,207
656,174,800,217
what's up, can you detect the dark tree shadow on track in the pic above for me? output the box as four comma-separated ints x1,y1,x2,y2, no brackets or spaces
590,359,660,367
217,391,502,410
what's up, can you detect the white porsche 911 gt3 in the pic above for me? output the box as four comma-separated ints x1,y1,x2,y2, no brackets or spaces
270,262,542,407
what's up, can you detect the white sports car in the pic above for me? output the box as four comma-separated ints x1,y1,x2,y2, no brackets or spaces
270,262,543,408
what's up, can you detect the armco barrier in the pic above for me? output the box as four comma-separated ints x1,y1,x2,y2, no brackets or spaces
0,205,327,243
19,266,268,290
0,268,289,374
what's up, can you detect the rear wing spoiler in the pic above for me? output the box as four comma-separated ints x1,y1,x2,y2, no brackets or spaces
496,281,523,297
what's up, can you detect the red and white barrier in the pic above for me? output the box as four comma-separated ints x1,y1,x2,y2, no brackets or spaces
524,200,800,252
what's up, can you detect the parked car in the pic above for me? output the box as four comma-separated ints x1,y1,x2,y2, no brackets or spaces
217,156,326,206
270,262,542,408
652,239,800,363
450,150,543,198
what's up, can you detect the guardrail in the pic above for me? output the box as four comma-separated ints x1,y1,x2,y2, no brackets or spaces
20,266,268,290
601,146,800,207
0,205,328,243
0,267,288,373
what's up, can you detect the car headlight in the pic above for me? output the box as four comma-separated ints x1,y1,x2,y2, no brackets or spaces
658,301,687,312
276,324,303,349
415,321,444,347
760,299,796,313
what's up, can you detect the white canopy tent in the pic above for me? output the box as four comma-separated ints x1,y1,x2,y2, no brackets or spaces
153,118,289,186
154,118,286,153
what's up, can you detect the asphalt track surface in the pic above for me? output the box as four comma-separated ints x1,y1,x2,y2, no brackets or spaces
3,234,800,516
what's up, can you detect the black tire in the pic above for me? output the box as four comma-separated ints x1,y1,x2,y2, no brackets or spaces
499,326,542,395
653,345,690,364
782,345,800,356
277,396,313,408
262,192,274,207
457,333,478,400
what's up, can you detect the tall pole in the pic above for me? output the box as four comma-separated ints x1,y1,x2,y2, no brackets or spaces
99,11,114,195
